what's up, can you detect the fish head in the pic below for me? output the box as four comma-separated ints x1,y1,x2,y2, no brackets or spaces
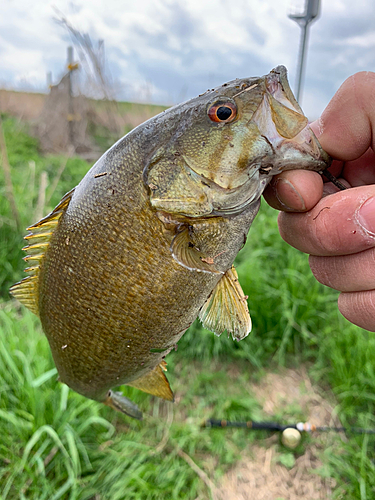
145,66,330,218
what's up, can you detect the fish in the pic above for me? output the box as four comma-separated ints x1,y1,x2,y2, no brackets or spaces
10,66,330,420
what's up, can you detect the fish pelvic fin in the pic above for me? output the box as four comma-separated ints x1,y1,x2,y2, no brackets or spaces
199,265,252,341
104,390,143,420
9,188,75,316
128,362,174,402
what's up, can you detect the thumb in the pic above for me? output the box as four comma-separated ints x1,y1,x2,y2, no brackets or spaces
278,185,375,257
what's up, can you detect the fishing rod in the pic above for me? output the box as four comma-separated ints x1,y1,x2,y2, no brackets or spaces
204,419,375,449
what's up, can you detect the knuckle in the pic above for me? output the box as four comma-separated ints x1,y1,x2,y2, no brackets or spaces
308,255,334,287
338,291,375,332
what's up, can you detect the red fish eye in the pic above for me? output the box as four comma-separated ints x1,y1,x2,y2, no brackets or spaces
208,102,237,123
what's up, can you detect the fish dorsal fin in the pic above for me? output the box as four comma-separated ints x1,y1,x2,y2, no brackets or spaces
127,363,174,402
199,265,252,341
9,188,75,316
171,226,223,275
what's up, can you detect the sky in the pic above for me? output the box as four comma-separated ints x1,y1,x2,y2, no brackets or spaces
0,0,374,119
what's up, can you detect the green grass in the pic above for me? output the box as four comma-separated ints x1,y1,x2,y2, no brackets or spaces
0,115,91,297
1,115,375,498
0,303,264,499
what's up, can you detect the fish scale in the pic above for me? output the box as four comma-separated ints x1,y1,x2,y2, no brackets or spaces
10,66,330,419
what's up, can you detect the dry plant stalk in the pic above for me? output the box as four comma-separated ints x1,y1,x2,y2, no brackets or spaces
54,11,116,100
0,115,21,231
45,145,75,206
54,11,122,136
34,171,48,222
177,448,217,500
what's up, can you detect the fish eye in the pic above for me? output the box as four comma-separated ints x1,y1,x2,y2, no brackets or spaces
208,102,237,123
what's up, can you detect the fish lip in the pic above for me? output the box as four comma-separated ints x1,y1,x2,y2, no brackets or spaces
272,125,332,174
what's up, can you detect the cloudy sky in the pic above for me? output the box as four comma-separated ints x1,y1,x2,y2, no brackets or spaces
0,0,374,119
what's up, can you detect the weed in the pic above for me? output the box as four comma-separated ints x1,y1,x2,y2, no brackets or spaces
1,115,375,499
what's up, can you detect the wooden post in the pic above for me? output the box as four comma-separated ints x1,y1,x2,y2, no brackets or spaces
67,46,75,147
46,71,52,89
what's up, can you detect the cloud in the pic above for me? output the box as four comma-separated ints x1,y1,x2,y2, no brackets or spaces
0,0,374,118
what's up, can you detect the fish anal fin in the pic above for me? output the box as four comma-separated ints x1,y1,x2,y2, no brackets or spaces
171,226,222,275
10,187,75,315
128,364,174,402
199,265,252,341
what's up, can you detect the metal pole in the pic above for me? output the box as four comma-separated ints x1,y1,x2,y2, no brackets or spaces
295,21,309,102
288,0,321,103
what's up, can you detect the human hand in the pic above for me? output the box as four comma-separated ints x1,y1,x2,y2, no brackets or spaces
263,71,375,331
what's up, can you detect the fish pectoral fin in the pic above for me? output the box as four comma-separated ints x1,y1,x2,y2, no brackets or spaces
128,363,174,402
171,226,223,274
104,390,143,420
9,188,75,316
198,265,251,341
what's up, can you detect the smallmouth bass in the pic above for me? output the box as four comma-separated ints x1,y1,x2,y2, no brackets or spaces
11,66,330,419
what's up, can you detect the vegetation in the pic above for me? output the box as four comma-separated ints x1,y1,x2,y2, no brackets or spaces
1,115,375,498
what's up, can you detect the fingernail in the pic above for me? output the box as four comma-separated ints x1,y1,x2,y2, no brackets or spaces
275,178,306,211
357,197,375,235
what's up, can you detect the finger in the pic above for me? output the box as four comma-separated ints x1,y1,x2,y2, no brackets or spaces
278,186,375,256
311,72,375,160
309,249,375,292
343,148,375,186
263,170,323,211
322,177,351,196
320,159,345,181
338,291,375,332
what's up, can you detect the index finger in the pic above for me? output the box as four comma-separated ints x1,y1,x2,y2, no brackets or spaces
313,71,375,160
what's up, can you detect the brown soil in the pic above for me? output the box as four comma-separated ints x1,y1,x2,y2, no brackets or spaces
213,367,341,500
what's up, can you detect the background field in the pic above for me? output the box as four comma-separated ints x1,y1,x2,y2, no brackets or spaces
1,109,375,499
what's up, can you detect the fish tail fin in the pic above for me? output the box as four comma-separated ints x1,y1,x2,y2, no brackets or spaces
104,390,143,420
9,188,75,315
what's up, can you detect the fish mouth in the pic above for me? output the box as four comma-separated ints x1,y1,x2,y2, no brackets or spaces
251,66,331,176
254,124,331,177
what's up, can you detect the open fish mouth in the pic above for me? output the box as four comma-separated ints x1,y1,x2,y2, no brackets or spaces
250,66,331,176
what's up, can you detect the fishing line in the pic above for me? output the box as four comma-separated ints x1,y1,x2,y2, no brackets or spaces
321,169,347,191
